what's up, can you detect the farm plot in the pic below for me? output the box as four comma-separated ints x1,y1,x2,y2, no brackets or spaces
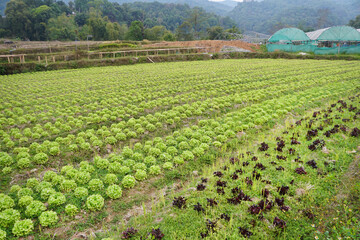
0,59,359,239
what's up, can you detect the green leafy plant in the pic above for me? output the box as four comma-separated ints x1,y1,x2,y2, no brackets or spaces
86,194,104,211
122,175,136,189
65,204,78,216
39,211,58,227
106,185,122,199
25,200,46,218
12,219,34,237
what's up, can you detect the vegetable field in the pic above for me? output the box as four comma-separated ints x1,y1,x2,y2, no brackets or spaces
0,59,359,239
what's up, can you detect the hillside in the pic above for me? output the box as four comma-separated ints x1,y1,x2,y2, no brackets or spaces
228,0,359,34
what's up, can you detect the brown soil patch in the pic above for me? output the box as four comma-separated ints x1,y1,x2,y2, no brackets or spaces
147,40,260,53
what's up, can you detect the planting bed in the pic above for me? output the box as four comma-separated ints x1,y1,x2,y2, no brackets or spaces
0,59,359,239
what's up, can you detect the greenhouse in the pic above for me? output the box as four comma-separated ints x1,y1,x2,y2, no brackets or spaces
267,26,360,54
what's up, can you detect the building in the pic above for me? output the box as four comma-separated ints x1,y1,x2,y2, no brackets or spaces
267,26,360,54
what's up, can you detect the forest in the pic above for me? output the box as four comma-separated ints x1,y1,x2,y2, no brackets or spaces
0,0,236,41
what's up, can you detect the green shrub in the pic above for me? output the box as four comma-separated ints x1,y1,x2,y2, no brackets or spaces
65,204,78,216
39,211,58,227
25,200,46,218
86,194,104,211
106,185,122,199
122,175,136,189
12,219,34,237
134,163,146,171
36,181,53,192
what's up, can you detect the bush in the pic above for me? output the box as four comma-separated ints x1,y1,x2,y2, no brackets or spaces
18,196,33,208
149,165,161,175
74,187,88,198
0,208,20,228
33,153,49,164
25,200,46,218
106,185,122,199
65,204,78,216
122,175,136,189
48,192,66,207
104,174,118,185
12,219,34,237
39,211,58,227
86,194,104,211
88,179,104,192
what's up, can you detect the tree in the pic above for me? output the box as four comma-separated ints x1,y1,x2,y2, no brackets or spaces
31,5,53,40
349,15,360,29
126,20,144,41
144,25,165,41
5,0,33,39
163,31,175,41
187,8,206,39
176,21,193,41
46,13,77,40
87,9,107,40
207,26,225,40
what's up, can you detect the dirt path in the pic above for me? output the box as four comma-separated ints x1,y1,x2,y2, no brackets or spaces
146,40,260,53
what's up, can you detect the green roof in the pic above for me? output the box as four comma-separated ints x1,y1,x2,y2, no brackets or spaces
268,28,310,42
315,26,360,41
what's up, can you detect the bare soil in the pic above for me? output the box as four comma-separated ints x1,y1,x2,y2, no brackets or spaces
147,40,260,53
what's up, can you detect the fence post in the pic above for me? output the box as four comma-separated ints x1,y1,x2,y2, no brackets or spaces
45,56,48,65
38,56,41,63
